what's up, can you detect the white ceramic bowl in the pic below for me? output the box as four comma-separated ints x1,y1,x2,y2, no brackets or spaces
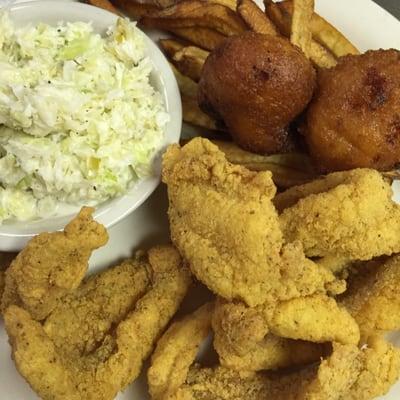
0,1,182,251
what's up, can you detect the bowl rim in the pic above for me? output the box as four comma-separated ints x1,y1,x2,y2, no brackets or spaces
0,0,182,251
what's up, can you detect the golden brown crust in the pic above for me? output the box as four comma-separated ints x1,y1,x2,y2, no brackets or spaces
4,244,191,400
306,49,400,172
1,207,108,320
340,254,400,338
278,169,400,260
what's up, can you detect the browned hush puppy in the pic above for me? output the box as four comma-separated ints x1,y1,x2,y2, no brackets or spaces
306,49,400,172
198,32,316,154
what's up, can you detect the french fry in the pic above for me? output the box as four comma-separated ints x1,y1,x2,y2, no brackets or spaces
278,0,359,56
171,64,218,130
182,95,218,130
168,27,227,51
209,140,318,188
139,1,247,36
265,0,337,68
111,0,160,18
159,38,186,58
290,0,313,54
172,46,209,82
237,0,278,36
211,0,238,11
307,41,337,68
170,63,198,98
85,0,121,14
290,0,336,68
264,0,291,35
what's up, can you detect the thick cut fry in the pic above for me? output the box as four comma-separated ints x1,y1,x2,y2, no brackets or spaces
170,64,211,127
86,0,121,14
209,140,317,188
139,1,247,36
266,0,336,68
172,46,209,82
264,0,290,35
148,303,213,400
182,95,217,130
278,0,359,56
168,27,227,51
170,63,198,98
159,38,186,58
291,0,314,56
170,65,218,130
237,0,278,35
212,0,237,11
111,0,160,18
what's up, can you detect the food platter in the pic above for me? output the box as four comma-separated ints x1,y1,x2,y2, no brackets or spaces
1,0,400,399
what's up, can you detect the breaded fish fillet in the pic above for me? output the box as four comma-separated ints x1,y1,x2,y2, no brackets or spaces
277,169,400,260
342,336,400,400
163,138,341,307
0,252,16,301
211,295,359,372
1,207,108,320
163,137,283,306
4,245,191,400
148,302,214,400
149,305,396,400
340,254,400,338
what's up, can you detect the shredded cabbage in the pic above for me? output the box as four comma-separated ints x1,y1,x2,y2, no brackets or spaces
0,13,169,223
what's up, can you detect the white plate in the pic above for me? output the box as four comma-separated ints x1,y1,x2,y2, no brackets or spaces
1,0,400,399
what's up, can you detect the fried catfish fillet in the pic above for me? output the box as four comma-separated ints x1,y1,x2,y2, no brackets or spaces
148,302,214,400
162,138,340,307
4,246,191,400
342,336,400,400
1,207,108,320
276,169,400,260
0,252,16,300
212,299,327,371
148,304,395,400
212,296,359,371
168,344,360,400
340,254,400,338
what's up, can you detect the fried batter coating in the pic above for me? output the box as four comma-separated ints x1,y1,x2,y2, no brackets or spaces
212,295,359,370
149,302,399,400
4,245,191,400
305,49,400,172
212,299,327,371
267,295,360,345
1,207,108,320
168,345,361,400
0,252,16,300
170,341,397,400
343,336,400,400
340,254,400,338
277,169,400,260
42,257,151,357
148,302,214,400
162,138,340,307
163,137,282,306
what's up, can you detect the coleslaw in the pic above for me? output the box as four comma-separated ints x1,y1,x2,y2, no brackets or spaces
0,13,169,223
